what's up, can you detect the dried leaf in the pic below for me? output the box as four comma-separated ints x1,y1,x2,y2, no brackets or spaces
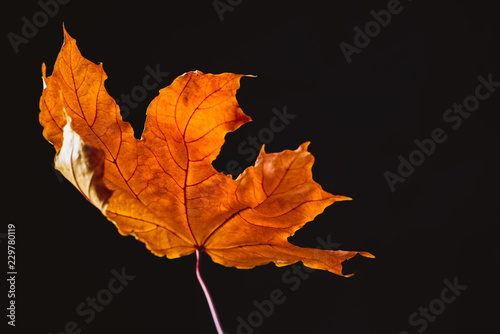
39,28,373,277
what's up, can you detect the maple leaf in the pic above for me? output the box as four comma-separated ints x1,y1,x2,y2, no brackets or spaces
39,28,373,279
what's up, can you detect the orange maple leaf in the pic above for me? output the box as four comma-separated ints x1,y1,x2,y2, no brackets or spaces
39,28,373,278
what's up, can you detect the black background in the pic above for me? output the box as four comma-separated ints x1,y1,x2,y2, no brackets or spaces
3,0,499,333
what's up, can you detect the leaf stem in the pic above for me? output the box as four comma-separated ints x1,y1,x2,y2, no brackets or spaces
196,248,224,334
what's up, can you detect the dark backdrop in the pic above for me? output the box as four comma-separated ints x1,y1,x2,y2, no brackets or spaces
4,0,499,333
